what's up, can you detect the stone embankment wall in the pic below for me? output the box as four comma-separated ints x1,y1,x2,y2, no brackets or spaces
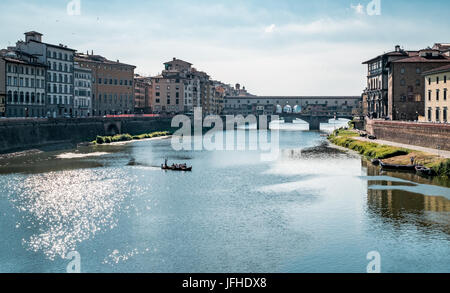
0,117,173,154
365,118,450,151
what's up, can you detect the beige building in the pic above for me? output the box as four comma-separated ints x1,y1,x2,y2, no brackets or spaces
151,58,197,114
75,52,135,116
424,64,449,123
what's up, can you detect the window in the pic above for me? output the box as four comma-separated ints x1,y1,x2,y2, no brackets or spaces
437,77,440,84
416,68,421,74
400,68,405,74
445,75,447,83
415,79,420,86
444,89,448,101
436,108,440,121
400,79,406,86
436,89,440,101
444,107,448,122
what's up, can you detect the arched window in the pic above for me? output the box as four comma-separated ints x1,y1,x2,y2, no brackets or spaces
37,93,40,104
13,91,18,103
7,91,12,103
31,92,35,103
19,92,24,103
25,92,30,103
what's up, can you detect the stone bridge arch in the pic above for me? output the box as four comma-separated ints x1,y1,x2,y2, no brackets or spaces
104,121,122,136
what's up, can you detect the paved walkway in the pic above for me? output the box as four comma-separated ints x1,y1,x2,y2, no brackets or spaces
354,136,450,158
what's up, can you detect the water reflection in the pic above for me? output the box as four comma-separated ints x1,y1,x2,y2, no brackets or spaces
4,168,133,260
363,160,450,236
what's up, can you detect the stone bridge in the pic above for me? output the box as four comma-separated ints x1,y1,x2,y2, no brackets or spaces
279,113,354,130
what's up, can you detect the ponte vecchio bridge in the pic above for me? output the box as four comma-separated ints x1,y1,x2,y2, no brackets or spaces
223,96,360,130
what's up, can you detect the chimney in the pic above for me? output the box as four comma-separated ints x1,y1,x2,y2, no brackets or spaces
395,45,401,52
173,57,176,61
91,50,93,55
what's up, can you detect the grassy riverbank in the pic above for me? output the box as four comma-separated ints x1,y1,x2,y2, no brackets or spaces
93,131,170,145
328,129,450,178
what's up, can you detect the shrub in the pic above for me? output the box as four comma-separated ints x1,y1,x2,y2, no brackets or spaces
96,136,105,144
430,159,450,178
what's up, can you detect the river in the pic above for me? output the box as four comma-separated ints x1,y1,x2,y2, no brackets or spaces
0,120,449,273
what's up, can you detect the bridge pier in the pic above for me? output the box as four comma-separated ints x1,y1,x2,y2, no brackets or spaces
308,117,321,131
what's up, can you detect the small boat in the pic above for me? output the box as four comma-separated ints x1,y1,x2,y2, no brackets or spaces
161,159,192,172
415,165,435,176
161,165,192,171
380,161,416,172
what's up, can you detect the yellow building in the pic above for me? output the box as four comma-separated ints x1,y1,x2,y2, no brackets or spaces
424,64,450,122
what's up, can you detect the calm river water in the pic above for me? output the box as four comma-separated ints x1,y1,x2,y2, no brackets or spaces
0,121,449,273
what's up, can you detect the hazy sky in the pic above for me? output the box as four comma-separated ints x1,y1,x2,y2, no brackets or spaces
0,0,448,95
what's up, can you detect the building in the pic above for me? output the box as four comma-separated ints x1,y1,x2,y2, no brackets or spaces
0,49,46,118
387,48,450,121
151,58,195,114
75,52,136,116
16,31,76,118
223,96,360,116
423,64,450,123
362,45,414,118
362,44,450,121
74,63,92,117
134,74,152,114
0,60,5,117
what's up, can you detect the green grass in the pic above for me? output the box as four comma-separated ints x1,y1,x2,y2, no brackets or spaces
93,131,170,145
428,159,450,178
333,129,359,138
328,134,410,159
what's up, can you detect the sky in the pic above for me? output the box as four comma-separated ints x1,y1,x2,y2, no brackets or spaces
0,0,449,96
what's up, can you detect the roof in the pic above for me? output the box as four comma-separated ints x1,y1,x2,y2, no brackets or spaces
164,58,192,66
422,64,450,75
362,50,413,64
28,39,76,52
391,55,450,63
1,56,47,67
25,31,43,36
75,53,136,68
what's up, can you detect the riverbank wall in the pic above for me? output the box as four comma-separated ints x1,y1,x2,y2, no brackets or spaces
0,117,174,154
365,119,450,151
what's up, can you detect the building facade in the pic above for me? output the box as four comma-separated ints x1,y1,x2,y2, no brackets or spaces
424,64,449,123
134,74,152,114
362,46,413,119
387,49,450,121
151,58,194,114
0,50,46,118
75,53,135,116
16,31,76,118
74,63,92,117
0,57,5,117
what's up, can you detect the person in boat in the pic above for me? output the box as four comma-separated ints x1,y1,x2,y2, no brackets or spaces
164,158,168,168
